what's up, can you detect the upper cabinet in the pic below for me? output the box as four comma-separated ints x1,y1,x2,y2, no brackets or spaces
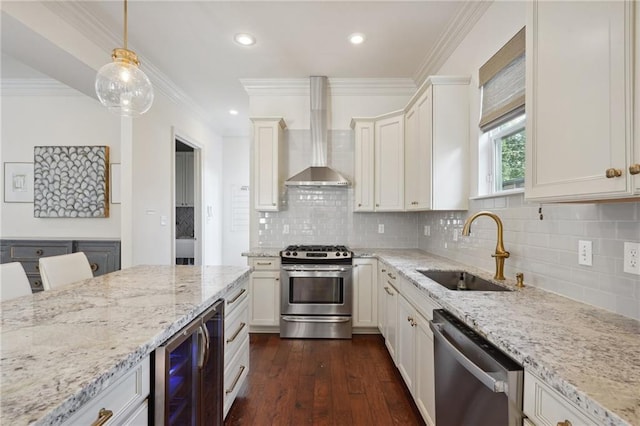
406,78,469,211
175,151,194,207
525,0,638,202
375,113,405,211
251,118,286,211
353,120,375,212
352,76,470,212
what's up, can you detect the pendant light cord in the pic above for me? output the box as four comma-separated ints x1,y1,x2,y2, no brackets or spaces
123,0,128,50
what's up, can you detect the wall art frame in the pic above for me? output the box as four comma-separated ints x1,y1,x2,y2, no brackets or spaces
4,162,34,203
33,146,110,218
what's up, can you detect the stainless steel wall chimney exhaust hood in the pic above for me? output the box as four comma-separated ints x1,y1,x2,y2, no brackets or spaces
285,76,350,187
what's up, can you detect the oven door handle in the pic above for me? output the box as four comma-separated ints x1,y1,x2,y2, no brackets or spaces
281,316,351,323
430,322,508,394
282,266,353,273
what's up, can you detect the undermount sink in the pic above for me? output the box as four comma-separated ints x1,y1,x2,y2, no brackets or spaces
417,270,512,292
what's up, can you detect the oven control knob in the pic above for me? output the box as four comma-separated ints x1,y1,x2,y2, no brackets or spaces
335,252,341,256
343,252,349,257
293,252,298,256
285,251,291,256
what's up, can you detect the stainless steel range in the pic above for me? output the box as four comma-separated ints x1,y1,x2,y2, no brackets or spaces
280,245,353,339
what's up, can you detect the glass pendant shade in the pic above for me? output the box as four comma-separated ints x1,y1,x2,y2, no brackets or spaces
95,48,154,116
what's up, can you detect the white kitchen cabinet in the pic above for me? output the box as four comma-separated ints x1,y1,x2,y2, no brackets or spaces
397,293,416,393
353,119,376,212
414,311,436,426
175,151,194,207
375,112,405,211
377,261,388,332
251,118,286,211
352,258,378,329
525,0,637,202
405,78,469,211
634,2,640,195
223,281,250,419
62,357,150,426
524,370,599,426
379,265,399,362
248,257,281,330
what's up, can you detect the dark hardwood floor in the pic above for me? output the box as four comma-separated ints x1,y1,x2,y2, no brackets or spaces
225,334,425,426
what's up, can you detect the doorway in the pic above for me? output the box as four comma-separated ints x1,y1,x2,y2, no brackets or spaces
174,135,202,265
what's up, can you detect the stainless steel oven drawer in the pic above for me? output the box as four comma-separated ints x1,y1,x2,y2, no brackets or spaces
280,315,352,339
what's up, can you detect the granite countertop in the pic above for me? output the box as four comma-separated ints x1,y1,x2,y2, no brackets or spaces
355,249,639,426
0,264,251,426
242,247,281,257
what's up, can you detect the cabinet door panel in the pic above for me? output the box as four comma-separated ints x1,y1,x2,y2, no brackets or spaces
397,295,415,393
354,121,375,211
375,115,404,211
353,259,377,328
415,314,436,426
526,1,632,201
249,271,280,326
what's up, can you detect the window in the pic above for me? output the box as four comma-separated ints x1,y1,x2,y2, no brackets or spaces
489,115,525,192
477,27,526,196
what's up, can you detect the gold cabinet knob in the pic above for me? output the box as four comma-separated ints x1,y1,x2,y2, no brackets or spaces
629,164,640,175
358,203,362,207
557,421,572,426
605,168,622,178
91,263,99,272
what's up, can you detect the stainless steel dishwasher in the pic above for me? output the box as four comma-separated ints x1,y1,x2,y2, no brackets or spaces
429,309,524,426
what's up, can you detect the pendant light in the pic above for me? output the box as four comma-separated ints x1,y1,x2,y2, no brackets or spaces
95,0,154,116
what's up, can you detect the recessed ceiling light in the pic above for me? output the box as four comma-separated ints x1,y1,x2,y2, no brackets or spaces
349,33,365,45
229,109,239,115
234,33,256,46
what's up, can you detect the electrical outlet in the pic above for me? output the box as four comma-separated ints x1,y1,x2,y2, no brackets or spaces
623,242,640,275
424,225,431,236
283,224,289,234
452,228,459,242
578,240,592,266
378,224,385,234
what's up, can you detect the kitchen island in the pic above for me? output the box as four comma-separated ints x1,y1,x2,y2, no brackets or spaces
0,264,250,425
357,249,639,426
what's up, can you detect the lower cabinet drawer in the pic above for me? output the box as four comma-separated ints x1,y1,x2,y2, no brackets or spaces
10,242,72,260
224,335,249,419
225,297,249,367
225,281,249,316
62,357,150,426
524,371,599,426
121,399,148,426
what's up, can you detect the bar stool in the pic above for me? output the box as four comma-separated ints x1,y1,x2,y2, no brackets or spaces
1,262,33,301
39,252,93,291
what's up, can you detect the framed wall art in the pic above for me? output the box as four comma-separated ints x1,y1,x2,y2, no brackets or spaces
33,146,110,218
4,162,34,203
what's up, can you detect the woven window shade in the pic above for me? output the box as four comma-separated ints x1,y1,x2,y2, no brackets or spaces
479,27,525,132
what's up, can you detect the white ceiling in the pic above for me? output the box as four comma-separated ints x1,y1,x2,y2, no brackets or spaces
1,1,488,136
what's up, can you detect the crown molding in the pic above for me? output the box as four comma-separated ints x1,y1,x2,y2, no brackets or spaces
42,2,214,129
1,78,83,97
241,78,416,97
413,0,493,85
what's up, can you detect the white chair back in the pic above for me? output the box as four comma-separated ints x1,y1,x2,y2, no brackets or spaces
1,262,32,301
39,252,93,291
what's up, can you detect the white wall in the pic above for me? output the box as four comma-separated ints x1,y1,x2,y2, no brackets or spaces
1,2,225,266
1,90,121,239
221,136,250,265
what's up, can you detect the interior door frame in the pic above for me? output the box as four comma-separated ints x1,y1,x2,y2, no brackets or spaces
172,127,203,266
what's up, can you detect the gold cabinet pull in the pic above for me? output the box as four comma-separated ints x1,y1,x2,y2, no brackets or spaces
91,263,99,272
605,168,622,178
557,421,572,426
226,322,246,343
225,365,246,394
629,164,640,175
91,408,113,426
387,272,396,280
256,261,272,266
227,288,247,304
384,286,394,296
381,269,386,273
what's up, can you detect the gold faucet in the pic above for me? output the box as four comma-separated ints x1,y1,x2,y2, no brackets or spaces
461,211,510,280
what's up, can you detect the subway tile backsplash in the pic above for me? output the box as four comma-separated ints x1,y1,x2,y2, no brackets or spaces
417,194,640,320
257,128,639,320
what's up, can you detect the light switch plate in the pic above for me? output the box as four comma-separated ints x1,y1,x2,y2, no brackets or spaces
424,225,430,236
378,224,385,234
578,240,592,266
623,242,640,275
283,224,290,234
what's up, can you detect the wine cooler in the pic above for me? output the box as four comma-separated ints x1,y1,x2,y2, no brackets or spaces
154,300,224,425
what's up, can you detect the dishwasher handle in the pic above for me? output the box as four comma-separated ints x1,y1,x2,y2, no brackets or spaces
430,322,508,394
